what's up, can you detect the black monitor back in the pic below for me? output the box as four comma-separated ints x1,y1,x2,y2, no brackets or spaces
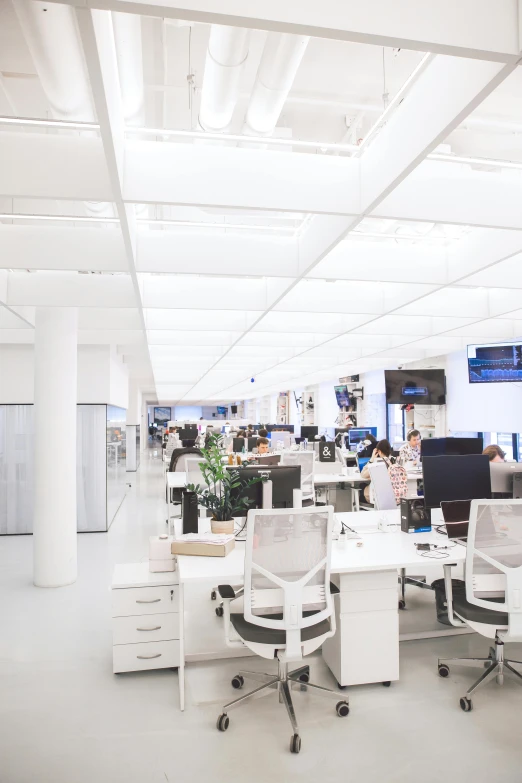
422,437,483,457
227,465,301,509
422,454,491,509
300,426,318,440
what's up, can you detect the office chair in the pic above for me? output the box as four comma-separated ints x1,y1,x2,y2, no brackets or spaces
368,461,428,609
437,499,522,711
280,451,315,505
216,506,349,754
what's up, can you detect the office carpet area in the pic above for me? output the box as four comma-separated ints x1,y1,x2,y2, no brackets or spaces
1,452,522,783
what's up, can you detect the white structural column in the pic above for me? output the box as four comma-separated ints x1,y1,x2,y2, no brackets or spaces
33,307,78,588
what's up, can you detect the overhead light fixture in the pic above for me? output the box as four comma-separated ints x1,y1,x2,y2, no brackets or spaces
0,115,100,131
0,213,119,223
356,53,433,155
137,219,296,232
427,152,522,170
349,230,451,242
125,126,359,153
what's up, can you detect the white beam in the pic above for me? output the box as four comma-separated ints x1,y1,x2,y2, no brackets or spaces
6,271,136,308
45,0,520,63
124,140,360,215
0,225,128,272
0,132,113,201
137,232,298,276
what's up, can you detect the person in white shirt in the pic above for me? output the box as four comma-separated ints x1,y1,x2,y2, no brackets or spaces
399,429,421,467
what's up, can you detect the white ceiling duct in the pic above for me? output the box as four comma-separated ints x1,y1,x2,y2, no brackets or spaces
13,0,95,121
198,25,250,133
112,12,145,127
243,33,309,139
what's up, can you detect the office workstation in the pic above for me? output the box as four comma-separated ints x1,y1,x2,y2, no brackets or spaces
4,3,522,779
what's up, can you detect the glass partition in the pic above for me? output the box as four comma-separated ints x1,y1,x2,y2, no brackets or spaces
106,405,127,527
0,405,34,534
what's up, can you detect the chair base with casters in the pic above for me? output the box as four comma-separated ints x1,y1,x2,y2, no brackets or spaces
438,633,522,712
397,567,430,610
216,580,348,754
217,656,349,754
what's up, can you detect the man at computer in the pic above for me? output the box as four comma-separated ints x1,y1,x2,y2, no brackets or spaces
256,437,270,455
399,429,421,467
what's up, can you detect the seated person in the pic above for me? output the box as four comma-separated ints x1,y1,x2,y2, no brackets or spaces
361,439,395,503
258,428,268,438
256,437,270,455
483,444,506,463
358,433,377,458
398,429,421,467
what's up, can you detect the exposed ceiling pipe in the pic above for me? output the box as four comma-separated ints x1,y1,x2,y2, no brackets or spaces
13,0,95,121
243,33,309,142
198,25,250,133
112,12,145,127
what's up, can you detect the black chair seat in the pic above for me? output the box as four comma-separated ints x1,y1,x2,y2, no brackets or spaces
453,593,508,626
230,611,331,646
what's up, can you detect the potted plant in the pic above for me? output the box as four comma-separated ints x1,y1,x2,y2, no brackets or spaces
186,434,265,534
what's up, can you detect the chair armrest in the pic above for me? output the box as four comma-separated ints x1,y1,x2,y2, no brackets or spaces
218,584,244,601
443,564,466,627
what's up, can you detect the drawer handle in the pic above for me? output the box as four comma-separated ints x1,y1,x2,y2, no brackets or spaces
136,598,161,604
137,626,161,632
137,653,162,660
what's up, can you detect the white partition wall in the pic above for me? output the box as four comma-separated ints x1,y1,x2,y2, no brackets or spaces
0,405,34,535
77,405,107,532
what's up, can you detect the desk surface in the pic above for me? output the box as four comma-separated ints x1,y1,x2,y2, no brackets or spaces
313,473,366,485
176,508,464,583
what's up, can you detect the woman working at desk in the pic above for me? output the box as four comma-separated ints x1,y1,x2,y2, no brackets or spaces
360,439,395,503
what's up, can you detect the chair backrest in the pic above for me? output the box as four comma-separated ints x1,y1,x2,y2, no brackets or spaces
175,452,200,473
368,461,397,510
281,451,315,499
466,500,522,639
185,456,205,485
243,506,334,657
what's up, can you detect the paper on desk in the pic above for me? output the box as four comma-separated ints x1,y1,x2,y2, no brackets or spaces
177,533,235,546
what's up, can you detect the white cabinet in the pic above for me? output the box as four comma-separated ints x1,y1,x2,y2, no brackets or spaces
322,569,399,686
111,563,183,700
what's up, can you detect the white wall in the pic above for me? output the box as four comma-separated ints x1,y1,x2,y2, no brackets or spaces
446,349,522,433
109,348,128,409
0,345,34,403
175,405,203,420
358,370,387,440
316,382,339,430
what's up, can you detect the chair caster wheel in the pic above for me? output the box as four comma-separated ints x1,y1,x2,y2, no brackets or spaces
210,590,217,600
231,675,244,690
298,673,309,683
438,664,450,678
215,606,224,617
290,734,301,753
336,701,350,717
459,697,472,712
398,599,406,610
382,681,391,687
217,713,230,731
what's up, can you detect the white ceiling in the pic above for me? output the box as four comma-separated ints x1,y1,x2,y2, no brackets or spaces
1,0,522,402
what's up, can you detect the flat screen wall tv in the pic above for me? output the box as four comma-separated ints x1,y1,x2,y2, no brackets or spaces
467,342,522,383
334,384,351,407
384,370,446,405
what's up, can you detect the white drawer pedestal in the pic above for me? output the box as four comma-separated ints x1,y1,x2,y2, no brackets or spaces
322,569,399,687
111,563,185,710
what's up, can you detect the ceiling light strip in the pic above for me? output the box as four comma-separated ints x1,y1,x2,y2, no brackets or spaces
349,231,451,242
137,219,295,232
427,152,522,170
0,213,119,223
356,52,433,155
0,116,100,131
125,126,359,152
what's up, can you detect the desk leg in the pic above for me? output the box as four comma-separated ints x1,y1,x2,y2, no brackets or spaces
354,489,360,513
179,582,185,711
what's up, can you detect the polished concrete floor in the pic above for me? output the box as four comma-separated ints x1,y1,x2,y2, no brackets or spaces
1,449,522,783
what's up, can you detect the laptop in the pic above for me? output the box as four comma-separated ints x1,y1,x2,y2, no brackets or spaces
356,456,370,472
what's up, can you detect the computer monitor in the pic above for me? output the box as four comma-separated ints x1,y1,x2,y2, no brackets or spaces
178,427,198,440
227,465,301,509
257,455,281,466
247,437,258,452
300,426,318,441
181,439,196,448
357,456,370,472
422,455,492,509
490,462,522,494
421,437,483,457
441,500,472,540
348,427,378,447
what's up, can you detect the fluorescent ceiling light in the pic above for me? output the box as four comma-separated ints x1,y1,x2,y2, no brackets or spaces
126,126,358,152
350,230,451,242
356,52,433,155
0,115,100,131
137,219,295,232
0,213,119,223
427,152,522,170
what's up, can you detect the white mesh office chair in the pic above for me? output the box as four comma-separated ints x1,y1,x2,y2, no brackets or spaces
281,451,315,505
216,506,348,754
438,499,522,710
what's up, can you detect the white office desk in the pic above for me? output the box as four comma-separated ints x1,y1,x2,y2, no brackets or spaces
174,508,467,702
